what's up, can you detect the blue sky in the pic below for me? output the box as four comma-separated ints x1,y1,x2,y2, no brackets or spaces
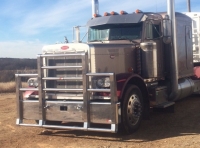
0,0,199,58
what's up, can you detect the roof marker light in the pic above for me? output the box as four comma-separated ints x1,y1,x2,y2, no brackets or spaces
120,10,128,15
135,9,143,13
110,11,118,15
104,12,110,16
93,13,101,18
93,13,97,17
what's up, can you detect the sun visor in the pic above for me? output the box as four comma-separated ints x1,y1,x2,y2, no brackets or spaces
87,13,146,27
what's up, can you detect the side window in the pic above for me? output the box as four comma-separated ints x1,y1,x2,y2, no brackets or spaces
146,22,161,39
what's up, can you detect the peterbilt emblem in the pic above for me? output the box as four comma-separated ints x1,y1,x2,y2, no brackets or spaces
61,46,69,50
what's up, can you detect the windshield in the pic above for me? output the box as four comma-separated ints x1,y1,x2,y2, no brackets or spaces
88,23,143,42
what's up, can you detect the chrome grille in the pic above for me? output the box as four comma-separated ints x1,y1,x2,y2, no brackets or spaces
47,58,83,89
38,53,87,99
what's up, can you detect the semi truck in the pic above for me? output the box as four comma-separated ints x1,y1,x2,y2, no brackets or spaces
15,0,200,134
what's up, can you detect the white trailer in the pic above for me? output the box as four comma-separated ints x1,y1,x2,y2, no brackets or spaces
184,12,200,62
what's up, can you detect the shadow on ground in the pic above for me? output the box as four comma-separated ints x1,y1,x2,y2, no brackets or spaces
40,95,200,143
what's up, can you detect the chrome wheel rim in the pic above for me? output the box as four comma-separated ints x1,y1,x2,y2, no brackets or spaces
127,94,142,126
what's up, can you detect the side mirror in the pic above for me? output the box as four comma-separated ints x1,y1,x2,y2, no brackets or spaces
73,26,80,43
163,15,172,44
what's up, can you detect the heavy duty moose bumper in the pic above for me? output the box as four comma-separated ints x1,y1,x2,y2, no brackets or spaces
15,53,120,133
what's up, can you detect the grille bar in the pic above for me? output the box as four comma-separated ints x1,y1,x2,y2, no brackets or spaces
43,88,83,92
15,74,38,77
20,88,38,91
42,66,82,70
43,77,83,80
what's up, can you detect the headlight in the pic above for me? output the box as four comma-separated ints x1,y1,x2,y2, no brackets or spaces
27,78,38,87
96,77,110,88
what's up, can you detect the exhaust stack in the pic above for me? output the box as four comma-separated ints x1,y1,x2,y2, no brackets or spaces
187,0,191,12
92,0,99,17
167,0,179,100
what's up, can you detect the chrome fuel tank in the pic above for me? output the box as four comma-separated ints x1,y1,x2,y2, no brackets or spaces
176,78,194,101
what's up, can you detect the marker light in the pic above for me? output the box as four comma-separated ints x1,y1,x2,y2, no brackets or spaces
135,9,143,13
104,12,110,16
93,14,98,17
93,14,101,18
110,11,118,15
128,67,134,73
120,10,128,15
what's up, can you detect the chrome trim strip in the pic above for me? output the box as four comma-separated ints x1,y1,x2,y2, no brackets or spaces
15,74,38,77
43,88,83,92
42,77,83,80
42,66,82,69
87,89,110,92
87,73,114,76
90,102,111,105
46,101,83,104
39,53,85,57
20,88,38,91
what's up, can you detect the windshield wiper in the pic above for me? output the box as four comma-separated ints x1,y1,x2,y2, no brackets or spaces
117,38,138,44
89,40,104,43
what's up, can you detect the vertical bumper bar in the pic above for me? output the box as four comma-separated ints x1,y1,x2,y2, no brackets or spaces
37,55,46,124
110,74,118,132
82,53,90,129
15,74,23,124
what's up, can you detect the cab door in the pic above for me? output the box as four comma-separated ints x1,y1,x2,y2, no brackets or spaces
141,20,164,78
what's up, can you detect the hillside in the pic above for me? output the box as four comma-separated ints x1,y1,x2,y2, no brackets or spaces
0,58,37,70
0,58,37,82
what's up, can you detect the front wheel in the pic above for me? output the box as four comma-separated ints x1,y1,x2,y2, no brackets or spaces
120,85,143,134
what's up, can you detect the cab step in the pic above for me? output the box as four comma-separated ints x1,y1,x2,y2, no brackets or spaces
153,102,175,113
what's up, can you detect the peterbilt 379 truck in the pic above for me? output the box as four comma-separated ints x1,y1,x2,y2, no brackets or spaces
15,0,200,134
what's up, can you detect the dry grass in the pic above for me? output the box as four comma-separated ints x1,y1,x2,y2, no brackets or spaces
0,82,27,93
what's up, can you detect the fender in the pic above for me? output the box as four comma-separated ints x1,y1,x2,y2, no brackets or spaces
116,73,150,119
116,73,149,100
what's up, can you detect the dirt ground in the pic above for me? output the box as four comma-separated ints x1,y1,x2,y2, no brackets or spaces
1,93,200,148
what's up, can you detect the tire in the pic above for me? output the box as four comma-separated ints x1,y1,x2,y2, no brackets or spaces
120,85,143,134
